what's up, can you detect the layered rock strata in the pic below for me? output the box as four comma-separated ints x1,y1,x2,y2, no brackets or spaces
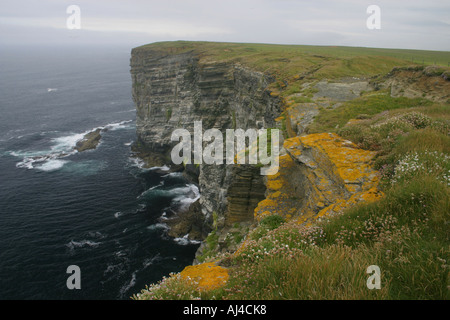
130,46,281,245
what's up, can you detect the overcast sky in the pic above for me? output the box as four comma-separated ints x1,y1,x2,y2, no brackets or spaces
1,0,449,50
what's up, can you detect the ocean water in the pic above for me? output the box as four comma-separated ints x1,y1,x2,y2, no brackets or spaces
0,46,200,300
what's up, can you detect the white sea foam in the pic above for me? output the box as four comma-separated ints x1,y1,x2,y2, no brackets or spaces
172,184,200,207
104,120,133,131
174,234,201,246
128,156,146,169
147,223,169,231
47,88,58,92
119,271,137,297
35,159,68,172
142,254,161,269
16,157,36,170
161,172,183,178
14,151,62,170
159,211,168,220
11,120,131,171
66,239,101,254
51,133,85,153
150,165,170,172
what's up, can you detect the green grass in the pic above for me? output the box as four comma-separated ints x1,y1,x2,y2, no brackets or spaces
308,91,433,133
134,41,450,83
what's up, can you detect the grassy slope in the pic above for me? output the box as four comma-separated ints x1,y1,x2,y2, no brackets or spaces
133,41,450,300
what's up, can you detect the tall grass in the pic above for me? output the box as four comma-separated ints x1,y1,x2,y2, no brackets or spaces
308,92,432,134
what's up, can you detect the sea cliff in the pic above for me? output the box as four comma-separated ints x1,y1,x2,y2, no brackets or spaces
130,42,450,299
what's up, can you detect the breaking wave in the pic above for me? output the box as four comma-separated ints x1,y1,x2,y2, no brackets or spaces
9,120,132,171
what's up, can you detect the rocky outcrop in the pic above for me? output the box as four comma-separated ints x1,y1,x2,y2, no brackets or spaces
313,79,373,101
254,133,383,225
75,128,102,152
378,65,450,103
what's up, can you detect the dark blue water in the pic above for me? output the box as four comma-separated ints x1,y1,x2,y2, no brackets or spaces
0,46,200,300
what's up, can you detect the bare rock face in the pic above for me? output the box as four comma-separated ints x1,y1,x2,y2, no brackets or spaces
379,65,450,103
225,165,267,227
130,45,282,244
75,129,102,152
313,79,373,101
131,47,280,156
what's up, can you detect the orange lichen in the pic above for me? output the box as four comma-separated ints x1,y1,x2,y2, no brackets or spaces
254,154,299,221
179,262,229,291
255,132,384,225
270,91,280,97
298,133,377,190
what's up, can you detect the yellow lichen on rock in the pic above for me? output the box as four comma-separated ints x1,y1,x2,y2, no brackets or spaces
255,132,384,225
254,154,300,221
298,133,378,191
179,262,229,291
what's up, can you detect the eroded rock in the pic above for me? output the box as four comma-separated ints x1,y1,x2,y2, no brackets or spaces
75,129,102,152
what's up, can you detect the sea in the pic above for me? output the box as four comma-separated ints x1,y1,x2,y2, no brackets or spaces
0,45,201,300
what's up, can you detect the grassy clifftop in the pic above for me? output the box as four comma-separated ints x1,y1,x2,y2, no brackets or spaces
132,41,449,300
135,40,450,80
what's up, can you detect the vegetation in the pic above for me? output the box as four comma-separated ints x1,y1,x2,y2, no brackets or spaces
307,91,433,133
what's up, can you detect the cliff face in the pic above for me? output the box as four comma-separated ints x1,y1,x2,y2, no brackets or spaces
130,46,282,245
131,47,280,155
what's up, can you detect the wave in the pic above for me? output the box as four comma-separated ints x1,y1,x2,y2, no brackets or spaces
161,172,184,179
174,234,201,246
35,159,68,172
103,120,133,131
152,165,170,172
14,151,67,170
119,271,137,297
127,157,171,173
137,184,199,206
136,182,165,199
66,239,101,254
146,223,169,232
10,120,132,171
142,254,161,269
171,184,200,207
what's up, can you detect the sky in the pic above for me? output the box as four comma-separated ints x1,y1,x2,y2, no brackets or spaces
0,0,449,51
